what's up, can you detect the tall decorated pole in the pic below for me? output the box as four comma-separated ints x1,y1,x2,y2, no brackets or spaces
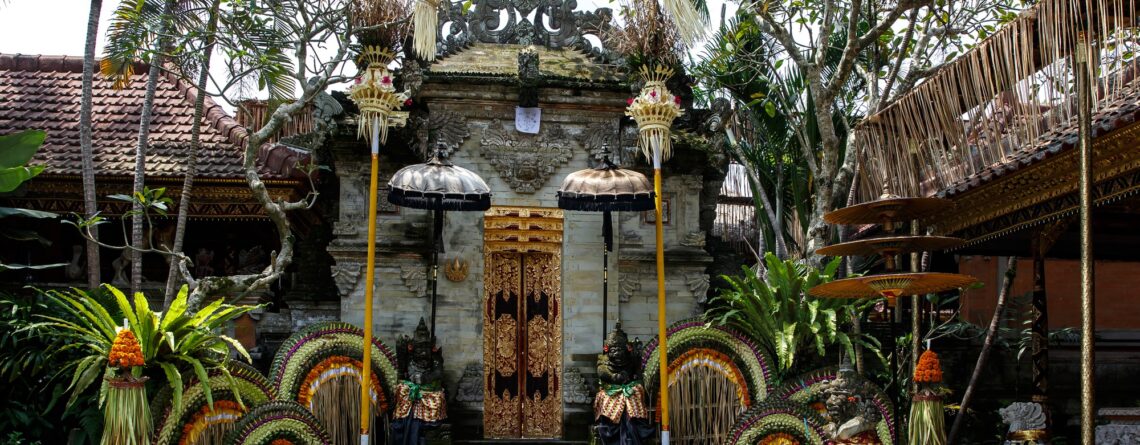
348,46,409,445
626,64,682,444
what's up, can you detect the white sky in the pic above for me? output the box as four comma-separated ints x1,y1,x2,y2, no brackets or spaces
0,0,733,60
0,0,734,110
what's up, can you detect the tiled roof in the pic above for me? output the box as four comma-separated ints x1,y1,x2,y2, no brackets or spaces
938,88,1140,197
0,54,293,180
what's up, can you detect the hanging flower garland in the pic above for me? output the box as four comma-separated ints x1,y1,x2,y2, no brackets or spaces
908,349,947,445
103,327,152,445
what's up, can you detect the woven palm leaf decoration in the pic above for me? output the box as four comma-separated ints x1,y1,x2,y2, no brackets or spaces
152,362,274,445
413,0,440,60
773,367,897,445
726,399,828,445
626,64,684,165
223,401,333,445
660,0,704,44
269,322,399,445
350,47,410,145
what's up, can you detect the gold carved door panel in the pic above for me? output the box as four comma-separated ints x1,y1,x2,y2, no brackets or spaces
483,207,563,439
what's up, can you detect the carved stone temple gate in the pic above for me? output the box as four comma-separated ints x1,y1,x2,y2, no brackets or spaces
322,0,728,439
482,207,564,438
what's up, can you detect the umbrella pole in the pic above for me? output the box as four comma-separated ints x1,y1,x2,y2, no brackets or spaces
360,120,381,445
603,210,612,336
653,156,670,445
431,204,443,339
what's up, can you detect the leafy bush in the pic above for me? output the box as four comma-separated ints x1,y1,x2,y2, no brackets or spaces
705,252,882,382
0,292,102,443
34,284,257,412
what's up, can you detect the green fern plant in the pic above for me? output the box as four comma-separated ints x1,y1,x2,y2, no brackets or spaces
705,252,883,382
32,284,256,412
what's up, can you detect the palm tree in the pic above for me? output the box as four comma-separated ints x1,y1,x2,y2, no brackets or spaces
695,15,863,261
163,0,221,306
102,0,178,296
80,0,103,289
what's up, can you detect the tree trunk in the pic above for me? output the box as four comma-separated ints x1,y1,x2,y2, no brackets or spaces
164,0,221,308
81,0,103,289
130,0,176,296
947,256,1018,444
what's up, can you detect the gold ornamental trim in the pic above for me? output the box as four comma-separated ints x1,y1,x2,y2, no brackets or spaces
482,207,564,439
928,118,1140,241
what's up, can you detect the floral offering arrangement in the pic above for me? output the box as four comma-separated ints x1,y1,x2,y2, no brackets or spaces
908,349,947,445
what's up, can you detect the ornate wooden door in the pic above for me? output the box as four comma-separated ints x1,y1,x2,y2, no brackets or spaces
483,207,563,439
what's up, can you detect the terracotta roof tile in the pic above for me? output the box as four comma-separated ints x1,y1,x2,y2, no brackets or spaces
0,53,286,180
938,88,1140,197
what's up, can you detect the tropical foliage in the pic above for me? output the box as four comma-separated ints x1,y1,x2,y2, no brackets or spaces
705,253,881,380
34,284,256,411
0,130,66,273
0,293,103,444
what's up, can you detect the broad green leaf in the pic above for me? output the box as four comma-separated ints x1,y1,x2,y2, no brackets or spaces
219,335,252,363
106,285,139,333
159,362,184,412
0,206,57,219
0,129,46,168
0,165,46,192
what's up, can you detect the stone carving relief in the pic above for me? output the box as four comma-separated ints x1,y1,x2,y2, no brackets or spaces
686,274,710,303
582,121,621,167
412,109,470,159
334,162,369,237
681,231,706,248
401,266,428,296
679,174,704,191
455,362,484,404
999,402,1048,434
480,120,574,193
618,271,640,302
1096,425,1140,445
563,367,592,405
331,261,364,298
435,0,613,60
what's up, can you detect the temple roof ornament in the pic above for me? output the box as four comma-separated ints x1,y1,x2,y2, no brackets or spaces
431,0,613,60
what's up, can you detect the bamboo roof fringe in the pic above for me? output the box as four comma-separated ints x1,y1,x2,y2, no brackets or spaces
857,0,1140,201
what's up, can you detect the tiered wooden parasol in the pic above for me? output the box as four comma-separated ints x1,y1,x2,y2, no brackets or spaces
808,195,978,303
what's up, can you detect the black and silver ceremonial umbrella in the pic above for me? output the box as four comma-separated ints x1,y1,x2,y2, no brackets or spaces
557,150,654,336
388,149,491,337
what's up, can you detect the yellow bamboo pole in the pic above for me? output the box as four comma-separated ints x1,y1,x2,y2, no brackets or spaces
360,121,381,445
654,158,670,445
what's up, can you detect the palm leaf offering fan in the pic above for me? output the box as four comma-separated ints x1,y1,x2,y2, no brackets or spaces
269,322,400,445
152,362,274,445
223,401,333,445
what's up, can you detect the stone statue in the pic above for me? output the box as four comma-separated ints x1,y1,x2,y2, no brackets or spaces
1000,402,1049,444
194,248,215,277
66,245,84,281
816,362,883,444
593,323,654,445
391,318,447,445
